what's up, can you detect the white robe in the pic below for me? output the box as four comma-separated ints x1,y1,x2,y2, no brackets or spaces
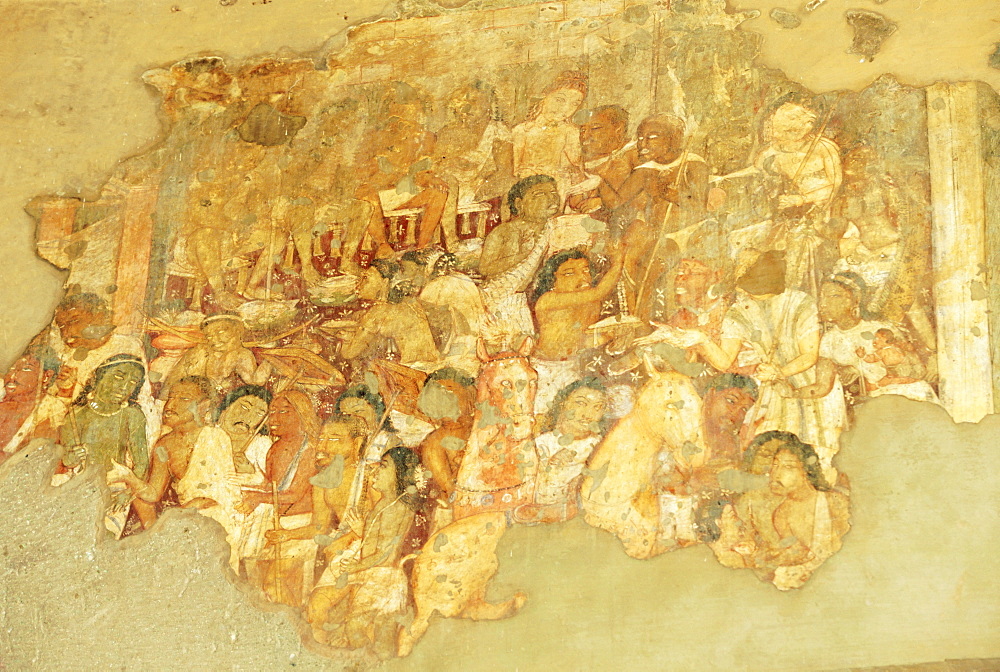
176,426,272,569
722,290,846,470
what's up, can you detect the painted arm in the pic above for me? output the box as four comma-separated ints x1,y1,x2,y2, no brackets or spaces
598,167,653,210
785,357,837,399
348,504,412,573
692,337,743,372
235,348,273,386
478,226,516,278
127,408,150,480
536,252,625,312
421,437,457,497
126,442,172,503
780,326,821,380
267,485,336,544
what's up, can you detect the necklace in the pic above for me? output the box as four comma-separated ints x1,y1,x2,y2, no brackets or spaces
87,400,123,417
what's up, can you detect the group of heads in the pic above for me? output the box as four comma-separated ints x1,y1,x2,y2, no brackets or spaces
358,251,458,305
579,104,685,164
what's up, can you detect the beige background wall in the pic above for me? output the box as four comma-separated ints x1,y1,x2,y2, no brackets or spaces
1,1,999,669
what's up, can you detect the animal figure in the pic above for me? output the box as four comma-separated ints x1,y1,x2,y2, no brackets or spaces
581,371,705,559
398,511,526,657
451,338,538,519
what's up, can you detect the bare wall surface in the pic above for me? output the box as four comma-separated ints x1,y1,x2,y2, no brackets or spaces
1,1,999,669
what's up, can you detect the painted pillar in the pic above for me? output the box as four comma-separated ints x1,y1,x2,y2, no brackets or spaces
925,82,993,423
112,184,159,333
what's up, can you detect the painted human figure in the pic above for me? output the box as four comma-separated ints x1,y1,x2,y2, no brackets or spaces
416,368,477,515
755,102,844,294
58,354,150,537
338,260,442,372
687,251,847,477
263,417,366,608
46,293,155,439
531,247,624,414
238,391,321,604
479,175,560,347
165,314,271,396
815,273,937,405
0,342,62,459
109,376,216,528
710,431,850,590
307,446,421,654
515,378,609,524
433,81,514,244
349,83,449,262
564,105,638,218
418,252,487,374
512,70,588,197
634,257,731,373
597,115,709,320
165,385,273,568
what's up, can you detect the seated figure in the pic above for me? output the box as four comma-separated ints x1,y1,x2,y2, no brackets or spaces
164,314,271,397
515,378,609,524
709,431,850,590
306,446,422,654
512,71,588,197
109,375,216,528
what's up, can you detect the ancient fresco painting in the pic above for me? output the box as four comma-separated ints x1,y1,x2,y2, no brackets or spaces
5,0,995,662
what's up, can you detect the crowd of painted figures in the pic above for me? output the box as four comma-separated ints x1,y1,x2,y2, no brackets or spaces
0,65,939,658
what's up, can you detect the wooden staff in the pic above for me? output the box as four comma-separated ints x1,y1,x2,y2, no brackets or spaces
635,149,690,315
346,387,401,512
270,480,283,604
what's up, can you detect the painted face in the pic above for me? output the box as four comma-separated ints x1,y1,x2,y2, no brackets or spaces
399,260,427,291
538,88,584,123
219,393,269,437
637,121,681,164
376,118,422,166
769,449,809,495
92,363,144,408
371,456,398,495
162,381,207,429
3,355,43,401
55,308,112,351
818,282,856,324
515,181,561,222
338,397,378,434
356,268,387,302
674,260,714,307
579,112,626,161
316,422,355,468
703,386,755,435
418,379,467,422
553,258,592,292
316,422,357,467
202,320,244,353
556,387,607,440
267,396,302,438
447,86,490,124
771,114,812,147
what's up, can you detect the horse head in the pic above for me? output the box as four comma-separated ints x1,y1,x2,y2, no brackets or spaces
475,337,537,440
